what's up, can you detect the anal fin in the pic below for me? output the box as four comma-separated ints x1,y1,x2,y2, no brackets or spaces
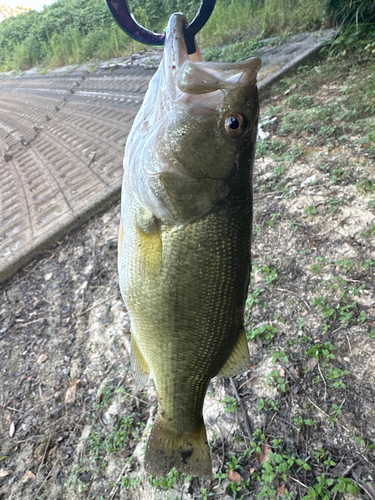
216,329,250,378
131,334,150,389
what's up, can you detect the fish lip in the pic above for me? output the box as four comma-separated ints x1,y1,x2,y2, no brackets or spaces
164,13,199,73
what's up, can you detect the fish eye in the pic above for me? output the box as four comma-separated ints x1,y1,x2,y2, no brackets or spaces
224,113,244,136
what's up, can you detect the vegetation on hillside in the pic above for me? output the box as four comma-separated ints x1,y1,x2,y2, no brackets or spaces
0,0,374,71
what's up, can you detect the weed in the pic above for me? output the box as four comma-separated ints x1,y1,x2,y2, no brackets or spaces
293,416,317,429
270,350,289,364
327,368,350,389
313,297,336,320
327,197,343,213
335,258,353,271
303,205,316,216
120,476,141,489
361,224,375,237
257,398,280,412
356,179,375,193
150,467,179,490
222,396,238,413
246,288,265,310
306,342,336,366
226,454,243,471
265,369,288,393
311,264,322,275
246,323,278,344
198,487,214,499
363,259,375,269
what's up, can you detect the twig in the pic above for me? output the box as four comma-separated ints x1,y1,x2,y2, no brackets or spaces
352,472,375,500
6,406,26,413
317,362,327,401
265,411,278,433
288,475,308,489
14,318,44,329
346,334,352,352
275,415,299,431
109,462,131,500
121,391,153,406
275,288,310,310
77,292,118,316
229,377,253,439
36,437,50,479
238,376,258,391
339,462,357,477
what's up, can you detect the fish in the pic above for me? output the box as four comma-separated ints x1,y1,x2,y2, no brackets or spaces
118,13,260,478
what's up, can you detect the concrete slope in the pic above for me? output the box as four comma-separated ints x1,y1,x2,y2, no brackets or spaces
0,29,336,283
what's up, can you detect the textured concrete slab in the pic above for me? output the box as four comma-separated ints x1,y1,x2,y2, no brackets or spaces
0,29,336,283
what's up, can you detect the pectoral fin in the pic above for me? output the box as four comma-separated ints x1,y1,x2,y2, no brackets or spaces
216,329,250,378
131,334,150,389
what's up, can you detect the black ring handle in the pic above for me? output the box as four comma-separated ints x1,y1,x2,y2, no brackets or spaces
105,0,216,54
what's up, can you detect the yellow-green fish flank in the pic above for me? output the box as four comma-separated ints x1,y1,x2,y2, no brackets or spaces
118,13,260,478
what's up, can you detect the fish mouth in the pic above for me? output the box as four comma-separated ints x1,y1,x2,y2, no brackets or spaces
164,13,204,72
163,13,260,100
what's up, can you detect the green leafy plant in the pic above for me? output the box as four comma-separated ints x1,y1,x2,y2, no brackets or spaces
257,398,280,412
293,416,317,429
327,368,350,389
150,467,179,490
222,396,238,413
306,342,336,366
265,369,288,393
303,205,316,216
246,323,278,344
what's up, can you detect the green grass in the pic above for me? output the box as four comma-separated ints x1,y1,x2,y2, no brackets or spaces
0,0,326,71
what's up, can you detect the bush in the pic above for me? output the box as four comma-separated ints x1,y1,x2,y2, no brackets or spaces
326,0,375,25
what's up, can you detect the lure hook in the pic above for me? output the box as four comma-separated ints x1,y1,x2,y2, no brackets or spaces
105,0,216,55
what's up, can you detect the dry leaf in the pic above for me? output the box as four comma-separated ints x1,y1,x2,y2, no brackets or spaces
256,442,272,466
307,357,318,372
363,483,375,500
26,471,35,479
227,470,242,483
44,272,53,280
9,421,15,438
277,485,288,497
128,439,135,449
65,379,80,404
0,469,11,478
37,353,48,365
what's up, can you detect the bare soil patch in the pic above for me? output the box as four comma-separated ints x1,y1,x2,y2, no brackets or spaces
0,55,375,500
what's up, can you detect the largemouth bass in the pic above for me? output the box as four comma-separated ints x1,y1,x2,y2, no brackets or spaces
118,13,260,478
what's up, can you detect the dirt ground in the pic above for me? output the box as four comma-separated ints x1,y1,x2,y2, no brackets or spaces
1,55,375,500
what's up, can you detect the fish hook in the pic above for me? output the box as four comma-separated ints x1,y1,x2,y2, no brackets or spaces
105,0,216,55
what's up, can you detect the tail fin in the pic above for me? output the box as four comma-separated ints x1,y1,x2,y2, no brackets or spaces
144,413,211,478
